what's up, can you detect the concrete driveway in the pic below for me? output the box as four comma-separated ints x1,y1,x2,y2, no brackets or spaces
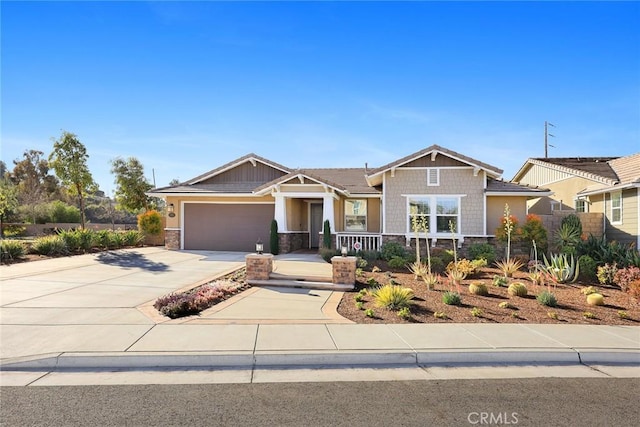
0,248,246,359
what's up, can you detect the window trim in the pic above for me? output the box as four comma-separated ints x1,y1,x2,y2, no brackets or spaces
406,195,462,235
610,191,622,225
344,199,367,232
575,198,588,213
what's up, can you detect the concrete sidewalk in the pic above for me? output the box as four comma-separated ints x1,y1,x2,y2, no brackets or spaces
1,248,639,376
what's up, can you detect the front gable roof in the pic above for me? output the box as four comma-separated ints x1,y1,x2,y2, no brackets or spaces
365,144,503,186
512,157,620,185
253,170,349,196
183,153,291,185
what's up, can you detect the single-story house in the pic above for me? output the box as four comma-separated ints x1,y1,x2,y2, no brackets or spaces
512,153,640,247
148,145,551,253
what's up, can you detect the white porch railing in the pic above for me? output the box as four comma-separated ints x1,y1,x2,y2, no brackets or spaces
336,233,382,252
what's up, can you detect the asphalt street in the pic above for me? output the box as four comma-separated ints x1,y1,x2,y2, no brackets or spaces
1,378,638,426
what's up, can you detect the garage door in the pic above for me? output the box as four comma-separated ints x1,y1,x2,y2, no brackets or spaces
183,203,275,251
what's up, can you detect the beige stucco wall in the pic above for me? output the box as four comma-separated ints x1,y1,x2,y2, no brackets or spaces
286,198,307,231
486,196,528,236
334,197,381,233
384,168,485,235
527,176,598,214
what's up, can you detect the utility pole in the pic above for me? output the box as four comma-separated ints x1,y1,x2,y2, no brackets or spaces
544,121,555,158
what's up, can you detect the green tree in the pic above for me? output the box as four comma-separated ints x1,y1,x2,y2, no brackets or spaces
8,150,60,223
0,178,19,236
110,156,153,213
49,131,97,229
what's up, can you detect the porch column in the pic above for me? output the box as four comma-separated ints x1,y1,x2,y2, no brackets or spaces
274,194,288,232
322,194,335,232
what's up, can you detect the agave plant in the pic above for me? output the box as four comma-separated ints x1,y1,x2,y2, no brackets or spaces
422,272,440,290
407,261,430,280
541,253,580,284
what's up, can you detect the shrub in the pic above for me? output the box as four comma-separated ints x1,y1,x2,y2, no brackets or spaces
122,230,144,247
446,258,486,278
380,241,407,261
433,311,448,319
583,312,596,319
492,275,509,287
507,282,528,297
270,219,279,255
32,235,67,256
48,200,82,223
521,214,548,254
627,280,640,300
3,224,27,237
618,310,630,319
581,286,597,295
468,282,489,296
322,219,331,250
586,293,604,306
498,301,516,309
388,256,408,269
364,308,375,318
468,243,496,265
613,266,640,293
360,250,380,263
442,291,462,306
537,290,558,307
371,284,414,310
355,301,364,310
154,280,245,318
429,256,445,273
397,307,412,320
578,255,598,281
137,210,162,236
547,311,559,320
597,263,618,285
320,247,339,263
1,240,26,261
470,307,483,317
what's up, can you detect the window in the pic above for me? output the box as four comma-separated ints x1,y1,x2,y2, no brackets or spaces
427,168,439,186
611,192,622,224
345,199,367,231
550,201,561,211
575,199,588,213
408,196,460,234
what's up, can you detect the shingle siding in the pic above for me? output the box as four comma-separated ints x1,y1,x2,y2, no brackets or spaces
384,168,485,235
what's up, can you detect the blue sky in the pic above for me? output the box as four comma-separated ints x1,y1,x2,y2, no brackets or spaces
2,1,639,194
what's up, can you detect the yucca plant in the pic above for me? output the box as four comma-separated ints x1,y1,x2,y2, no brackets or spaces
371,284,414,310
495,258,525,278
422,272,440,290
408,261,429,281
541,253,580,284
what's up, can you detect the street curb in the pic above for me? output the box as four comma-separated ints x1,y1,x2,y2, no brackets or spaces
2,349,638,371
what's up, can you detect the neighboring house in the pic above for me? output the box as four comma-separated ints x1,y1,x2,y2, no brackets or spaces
512,153,640,247
148,145,550,253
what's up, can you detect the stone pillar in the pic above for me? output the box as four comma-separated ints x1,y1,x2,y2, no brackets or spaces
165,228,181,250
331,256,356,287
246,254,274,281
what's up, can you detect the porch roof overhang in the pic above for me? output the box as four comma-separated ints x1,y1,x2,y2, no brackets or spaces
577,182,640,197
253,170,351,197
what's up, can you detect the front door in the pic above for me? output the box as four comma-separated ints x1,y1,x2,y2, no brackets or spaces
310,204,323,248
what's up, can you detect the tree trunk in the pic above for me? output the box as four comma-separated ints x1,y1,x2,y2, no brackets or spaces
77,183,85,229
